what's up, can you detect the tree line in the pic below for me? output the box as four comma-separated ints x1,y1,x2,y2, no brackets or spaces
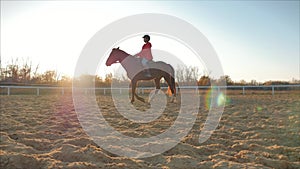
0,58,299,87
0,58,61,85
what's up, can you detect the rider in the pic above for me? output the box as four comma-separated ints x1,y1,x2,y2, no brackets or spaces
134,35,153,77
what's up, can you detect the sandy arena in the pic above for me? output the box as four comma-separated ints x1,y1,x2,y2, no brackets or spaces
0,92,299,169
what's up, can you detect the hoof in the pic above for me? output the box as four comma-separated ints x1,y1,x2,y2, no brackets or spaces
170,97,177,103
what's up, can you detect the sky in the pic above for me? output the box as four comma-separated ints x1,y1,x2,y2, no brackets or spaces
1,1,299,82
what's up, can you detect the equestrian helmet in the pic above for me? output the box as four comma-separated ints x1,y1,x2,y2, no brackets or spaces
142,35,150,40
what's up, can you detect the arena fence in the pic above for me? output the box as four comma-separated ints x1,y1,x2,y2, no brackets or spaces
0,85,300,96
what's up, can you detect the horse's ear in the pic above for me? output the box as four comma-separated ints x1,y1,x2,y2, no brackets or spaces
112,47,119,50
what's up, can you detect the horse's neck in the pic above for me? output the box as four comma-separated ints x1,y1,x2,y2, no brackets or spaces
117,51,129,62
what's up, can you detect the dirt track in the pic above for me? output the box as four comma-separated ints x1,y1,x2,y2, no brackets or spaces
0,93,299,168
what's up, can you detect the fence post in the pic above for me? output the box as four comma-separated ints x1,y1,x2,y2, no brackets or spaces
120,88,122,94
37,88,40,96
243,86,245,95
272,86,275,96
8,87,10,96
104,88,106,95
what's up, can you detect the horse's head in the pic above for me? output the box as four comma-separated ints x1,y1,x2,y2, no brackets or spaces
106,47,128,66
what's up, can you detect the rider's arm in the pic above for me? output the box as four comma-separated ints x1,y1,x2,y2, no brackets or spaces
134,43,151,57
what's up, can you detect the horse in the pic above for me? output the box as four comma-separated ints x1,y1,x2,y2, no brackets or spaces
106,47,176,103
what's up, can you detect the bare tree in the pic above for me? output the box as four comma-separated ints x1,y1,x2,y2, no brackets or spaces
59,75,72,86
42,70,57,84
250,79,258,86
105,73,113,84
8,64,19,82
219,75,233,86
176,65,185,83
19,59,32,83
240,79,246,85
198,75,211,86
176,65,200,85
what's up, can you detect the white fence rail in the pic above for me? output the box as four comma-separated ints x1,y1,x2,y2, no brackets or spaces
1,85,300,96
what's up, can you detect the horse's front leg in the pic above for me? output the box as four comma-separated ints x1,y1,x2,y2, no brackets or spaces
131,80,145,103
148,78,161,103
131,81,136,103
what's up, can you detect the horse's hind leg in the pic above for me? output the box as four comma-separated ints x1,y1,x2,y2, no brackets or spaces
163,76,176,103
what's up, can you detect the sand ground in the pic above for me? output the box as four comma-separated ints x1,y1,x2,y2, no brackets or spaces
0,92,299,169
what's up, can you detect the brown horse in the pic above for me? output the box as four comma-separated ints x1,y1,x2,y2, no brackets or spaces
106,48,176,103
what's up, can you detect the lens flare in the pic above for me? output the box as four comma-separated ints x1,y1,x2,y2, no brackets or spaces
257,106,263,112
205,89,229,109
217,93,226,106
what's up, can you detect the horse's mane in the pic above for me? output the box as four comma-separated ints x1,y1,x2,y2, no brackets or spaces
115,48,130,56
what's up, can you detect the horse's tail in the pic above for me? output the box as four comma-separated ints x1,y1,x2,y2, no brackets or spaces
171,75,176,95
169,65,176,95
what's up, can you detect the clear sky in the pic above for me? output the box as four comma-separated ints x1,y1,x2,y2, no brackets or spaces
1,1,299,82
